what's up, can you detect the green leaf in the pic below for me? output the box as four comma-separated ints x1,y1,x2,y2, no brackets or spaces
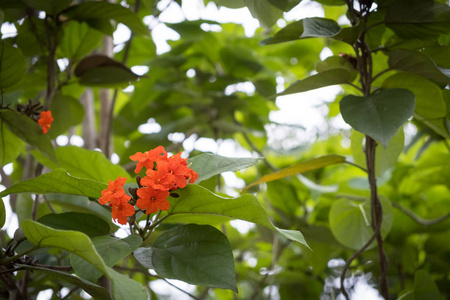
0,168,107,199
0,199,5,228
32,146,130,183
261,18,341,45
135,224,237,292
188,153,260,182
23,0,72,15
17,264,110,300
382,72,447,120
49,94,84,138
0,110,57,163
0,124,25,166
388,49,450,87
412,270,440,299
275,69,354,97
215,0,245,9
329,197,393,250
58,21,103,61
71,235,142,282
168,184,309,247
0,42,26,90
244,0,283,27
340,89,415,148
245,155,345,189
64,2,149,36
22,220,147,300
37,212,111,237
351,128,405,177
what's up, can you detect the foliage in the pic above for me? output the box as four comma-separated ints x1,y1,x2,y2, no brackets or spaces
1,0,450,299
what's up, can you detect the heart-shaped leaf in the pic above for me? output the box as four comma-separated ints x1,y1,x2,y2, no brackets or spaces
340,89,415,148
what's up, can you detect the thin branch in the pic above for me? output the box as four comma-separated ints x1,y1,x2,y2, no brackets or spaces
372,68,392,83
344,161,368,173
156,276,200,300
345,82,363,93
42,195,56,214
392,202,450,226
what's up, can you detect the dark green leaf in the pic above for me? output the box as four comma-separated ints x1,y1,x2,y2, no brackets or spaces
0,199,5,228
64,2,149,36
329,196,393,250
71,235,142,282
0,168,107,199
0,42,26,89
399,270,441,300
49,94,84,138
78,65,140,87
340,89,415,148
276,69,354,97
215,0,245,9
17,264,110,300
23,0,72,15
0,124,25,166
0,110,57,163
37,212,111,237
188,153,260,182
136,224,237,292
244,0,283,27
261,18,341,45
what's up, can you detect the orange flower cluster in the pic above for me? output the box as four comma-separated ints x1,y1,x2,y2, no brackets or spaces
98,146,198,225
38,111,53,134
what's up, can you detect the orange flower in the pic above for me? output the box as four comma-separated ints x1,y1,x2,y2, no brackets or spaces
129,146,167,174
110,197,135,225
99,176,129,205
141,163,174,191
38,111,54,134
187,168,198,183
136,186,170,214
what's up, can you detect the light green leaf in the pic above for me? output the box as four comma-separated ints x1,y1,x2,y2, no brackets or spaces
245,155,345,189
32,146,130,183
275,69,354,97
167,184,309,247
0,125,25,167
23,0,72,15
0,168,107,199
340,89,415,148
412,270,440,299
135,224,237,292
0,199,5,228
329,197,393,250
107,267,148,300
0,110,57,163
17,264,110,300
188,153,260,182
58,21,103,61
351,128,405,177
37,212,111,237
49,94,85,138
71,235,142,282
0,41,26,89
244,0,283,27
215,0,245,9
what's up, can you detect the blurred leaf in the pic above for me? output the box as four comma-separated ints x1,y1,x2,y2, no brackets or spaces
168,184,309,247
72,235,142,282
215,0,245,8
340,89,415,148
0,168,107,199
188,153,260,182
23,0,72,15
0,199,5,228
0,110,57,163
399,270,441,300
37,212,111,237
246,155,345,189
0,125,25,166
329,196,393,250
244,0,283,27
135,224,237,291
49,94,84,138
0,41,26,89
58,21,103,61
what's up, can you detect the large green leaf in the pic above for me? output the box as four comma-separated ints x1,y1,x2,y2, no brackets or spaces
0,168,107,199
340,89,415,148
246,155,345,189
261,18,342,45
135,224,237,292
0,124,25,166
64,2,148,36
49,94,85,138
22,220,147,300
0,41,26,89
23,0,72,15
388,49,450,87
244,0,283,27
37,212,111,237
329,197,393,250
58,21,103,61
167,184,309,247
71,235,142,282
17,264,110,300
276,69,354,96
0,110,57,163
32,146,130,183
398,270,441,300
351,128,405,177
188,153,260,182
